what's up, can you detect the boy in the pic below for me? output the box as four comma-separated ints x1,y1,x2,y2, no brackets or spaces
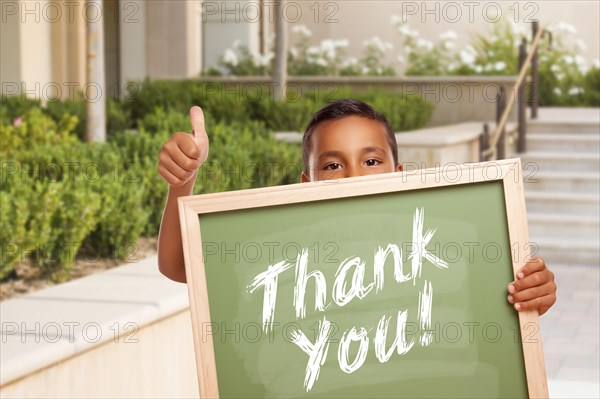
157,99,556,316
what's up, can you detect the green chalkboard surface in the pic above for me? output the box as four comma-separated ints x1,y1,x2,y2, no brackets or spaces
197,179,526,398
179,160,547,398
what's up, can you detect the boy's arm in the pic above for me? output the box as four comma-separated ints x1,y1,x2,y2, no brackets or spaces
157,106,209,283
157,180,194,283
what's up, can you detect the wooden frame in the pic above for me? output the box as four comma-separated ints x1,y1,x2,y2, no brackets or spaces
178,158,548,398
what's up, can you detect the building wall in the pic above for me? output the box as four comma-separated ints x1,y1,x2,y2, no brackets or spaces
285,1,600,74
119,0,147,85
0,2,21,87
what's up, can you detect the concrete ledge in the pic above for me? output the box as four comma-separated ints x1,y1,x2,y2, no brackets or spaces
0,256,194,394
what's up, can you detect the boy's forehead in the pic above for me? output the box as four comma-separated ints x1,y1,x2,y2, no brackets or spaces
310,116,389,151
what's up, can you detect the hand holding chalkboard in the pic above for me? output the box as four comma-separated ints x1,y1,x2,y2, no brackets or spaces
158,106,209,187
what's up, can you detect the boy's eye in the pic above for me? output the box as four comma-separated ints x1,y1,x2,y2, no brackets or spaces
324,163,342,170
365,159,382,166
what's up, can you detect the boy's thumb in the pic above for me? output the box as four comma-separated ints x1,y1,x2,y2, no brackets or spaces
189,105,208,144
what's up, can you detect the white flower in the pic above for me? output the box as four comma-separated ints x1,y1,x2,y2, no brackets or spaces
568,87,583,95
494,61,506,71
563,55,574,65
551,64,561,73
592,59,600,69
553,87,562,95
223,49,238,66
321,39,335,52
307,46,320,55
341,57,358,68
443,41,455,50
575,39,587,52
555,72,564,81
260,52,274,66
459,50,476,65
439,30,458,41
490,35,498,43
376,66,383,75
416,38,433,51
391,14,403,25
474,65,483,74
292,24,312,37
290,47,298,58
557,22,577,34
315,57,327,67
398,25,418,38
574,55,586,66
364,36,393,52
334,39,349,48
251,52,262,66
361,66,370,75
448,62,457,71
509,20,527,36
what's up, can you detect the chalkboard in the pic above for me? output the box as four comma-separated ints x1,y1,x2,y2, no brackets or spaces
178,159,548,398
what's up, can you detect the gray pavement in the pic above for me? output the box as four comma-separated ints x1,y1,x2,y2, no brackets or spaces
542,263,599,397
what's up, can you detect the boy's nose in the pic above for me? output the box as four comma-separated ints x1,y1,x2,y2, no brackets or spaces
344,164,358,178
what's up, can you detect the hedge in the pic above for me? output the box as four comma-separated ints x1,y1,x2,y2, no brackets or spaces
1,81,434,282
1,107,301,281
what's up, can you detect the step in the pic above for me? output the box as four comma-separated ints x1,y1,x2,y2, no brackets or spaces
523,171,600,193
526,133,600,153
527,120,600,134
520,152,600,173
527,235,600,266
525,191,600,216
528,107,600,134
528,212,600,241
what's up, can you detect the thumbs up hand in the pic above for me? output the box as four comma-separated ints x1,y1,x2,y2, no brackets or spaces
158,106,210,187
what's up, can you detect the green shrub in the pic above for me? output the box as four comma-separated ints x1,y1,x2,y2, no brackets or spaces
0,95,42,126
126,80,434,133
0,110,147,280
583,67,600,107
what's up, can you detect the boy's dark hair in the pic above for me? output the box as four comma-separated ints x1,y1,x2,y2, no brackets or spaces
302,98,398,174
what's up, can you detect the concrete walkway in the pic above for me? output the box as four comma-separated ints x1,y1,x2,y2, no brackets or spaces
543,264,600,398
525,107,600,398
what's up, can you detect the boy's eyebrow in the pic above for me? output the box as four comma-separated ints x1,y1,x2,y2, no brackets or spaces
317,150,345,161
361,146,387,155
317,146,387,162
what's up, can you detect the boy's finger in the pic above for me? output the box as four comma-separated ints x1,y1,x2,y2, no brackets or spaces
158,164,183,187
508,282,555,304
190,106,208,141
512,294,555,314
508,270,548,293
159,153,191,180
515,256,546,279
163,132,199,160
189,106,209,163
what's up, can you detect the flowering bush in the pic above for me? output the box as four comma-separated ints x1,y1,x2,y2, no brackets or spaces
211,25,397,77
288,25,349,76
392,16,599,107
213,40,273,76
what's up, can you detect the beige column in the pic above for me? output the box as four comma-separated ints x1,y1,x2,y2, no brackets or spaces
146,0,202,79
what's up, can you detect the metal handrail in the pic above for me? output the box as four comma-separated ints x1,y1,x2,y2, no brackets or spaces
481,21,549,160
